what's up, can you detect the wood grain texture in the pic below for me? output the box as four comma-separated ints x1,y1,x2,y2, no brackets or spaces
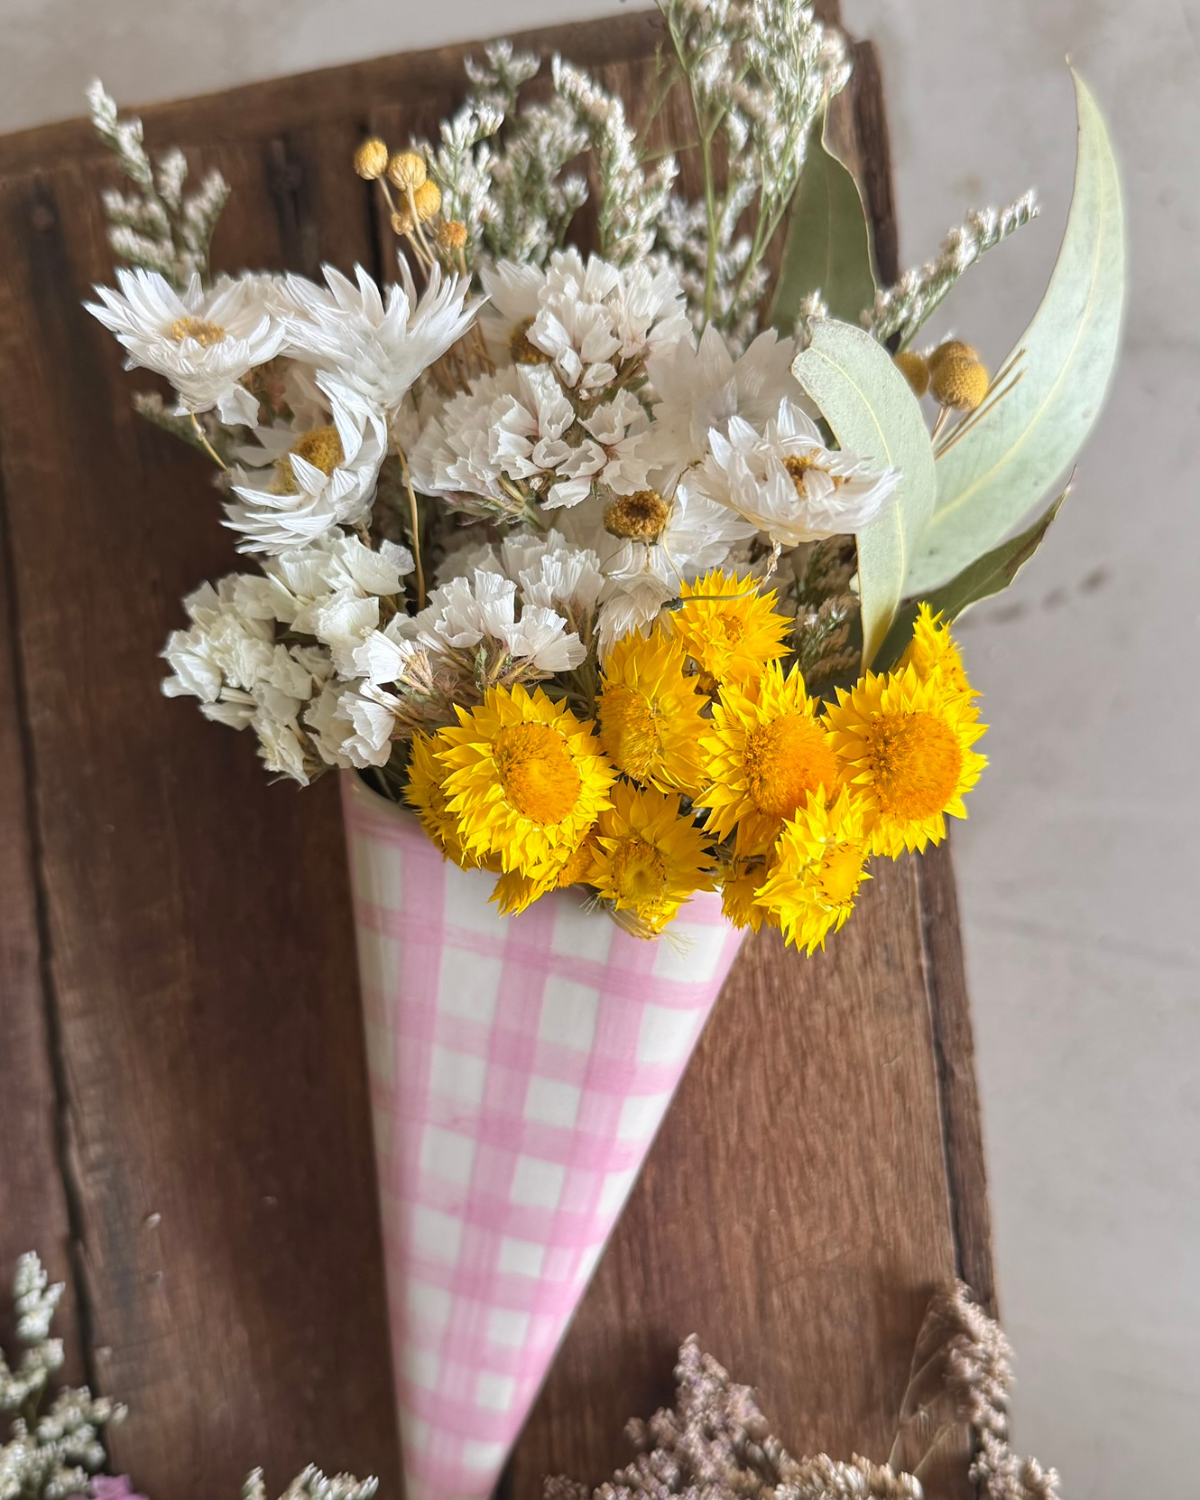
0,11,992,1500
510,855,975,1495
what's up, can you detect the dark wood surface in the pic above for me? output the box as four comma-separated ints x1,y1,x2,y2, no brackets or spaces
0,12,991,1500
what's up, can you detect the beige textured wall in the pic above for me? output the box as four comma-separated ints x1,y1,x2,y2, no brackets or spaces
2,0,1196,1492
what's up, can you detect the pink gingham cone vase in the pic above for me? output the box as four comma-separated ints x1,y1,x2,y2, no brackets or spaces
341,772,745,1500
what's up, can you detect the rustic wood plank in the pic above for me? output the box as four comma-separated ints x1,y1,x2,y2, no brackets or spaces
0,130,400,1498
0,13,991,1500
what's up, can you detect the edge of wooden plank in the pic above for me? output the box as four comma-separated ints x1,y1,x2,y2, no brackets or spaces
915,838,997,1313
0,11,666,180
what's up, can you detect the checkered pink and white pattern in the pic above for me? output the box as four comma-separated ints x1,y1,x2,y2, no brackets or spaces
341,773,745,1500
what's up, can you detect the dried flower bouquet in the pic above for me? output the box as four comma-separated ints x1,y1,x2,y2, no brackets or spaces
86,1,1121,954
82,8,1122,1500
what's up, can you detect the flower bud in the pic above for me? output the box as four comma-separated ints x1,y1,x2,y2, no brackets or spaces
930,353,990,412
928,339,979,373
387,151,428,192
353,138,389,180
893,351,930,398
438,219,468,251
413,179,442,222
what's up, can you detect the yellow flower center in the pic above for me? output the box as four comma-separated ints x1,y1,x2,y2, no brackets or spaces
867,710,963,820
272,425,346,495
493,722,581,825
784,453,839,497
604,490,670,541
744,715,839,820
609,838,667,906
599,685,661,782
818,845,864,907
509,317,553,366
169,316,227,346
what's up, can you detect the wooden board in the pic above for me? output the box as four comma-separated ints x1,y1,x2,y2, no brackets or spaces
0,12,991,1500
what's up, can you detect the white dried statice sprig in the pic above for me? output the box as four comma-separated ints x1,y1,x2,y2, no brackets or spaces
1,1254,126,1500
657,0,850,340
866,191,1039,345
88,80,229,287
430,43,591,268
242,1467,378,1500
552,56,678,268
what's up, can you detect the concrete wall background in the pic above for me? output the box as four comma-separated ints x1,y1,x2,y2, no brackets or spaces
2,0,1196,1492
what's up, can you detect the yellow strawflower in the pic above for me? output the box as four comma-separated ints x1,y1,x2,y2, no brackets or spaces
900,604,977,703
597,628,709,794
697,660,841,855
718,853,778,934
824,665,987,858
490,828,600,916
671,569,791,687
588,783,715,935
405,732,479,869
436,684,614,876
754,789,871,954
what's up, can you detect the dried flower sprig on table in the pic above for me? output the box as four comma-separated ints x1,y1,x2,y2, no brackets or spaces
0,1254,124,1500
0,1254,376,1500
547,1287,1060,1500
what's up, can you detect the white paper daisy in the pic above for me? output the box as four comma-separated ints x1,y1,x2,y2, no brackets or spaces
87,268,286,426
282,259,475,417
223,374,388,553
692,398,900,546
641,323,800,483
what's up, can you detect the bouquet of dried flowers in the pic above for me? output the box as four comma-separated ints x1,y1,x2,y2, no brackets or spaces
84,0,1122,951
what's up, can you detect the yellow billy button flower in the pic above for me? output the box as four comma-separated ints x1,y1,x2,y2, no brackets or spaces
697,661,841,855
597,628,709,795
900,603,978,703
671,569,791,688
435,684,614,877
589,783,715,936
754,788,871,954
824,665,987,858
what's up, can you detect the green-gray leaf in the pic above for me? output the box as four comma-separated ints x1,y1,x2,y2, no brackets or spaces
908,70,1123,594
875,481,1070,671
791,320,936,667
769,110,876,330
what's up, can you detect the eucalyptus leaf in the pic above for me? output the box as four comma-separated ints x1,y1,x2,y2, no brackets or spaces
875,481,1070,671
791,320,936,667
769,110,876,330
908,70,1124,594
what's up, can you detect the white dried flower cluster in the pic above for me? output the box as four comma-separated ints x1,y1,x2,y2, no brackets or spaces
866,191,1040,345
88,80,229,287
0,1255,126,1500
